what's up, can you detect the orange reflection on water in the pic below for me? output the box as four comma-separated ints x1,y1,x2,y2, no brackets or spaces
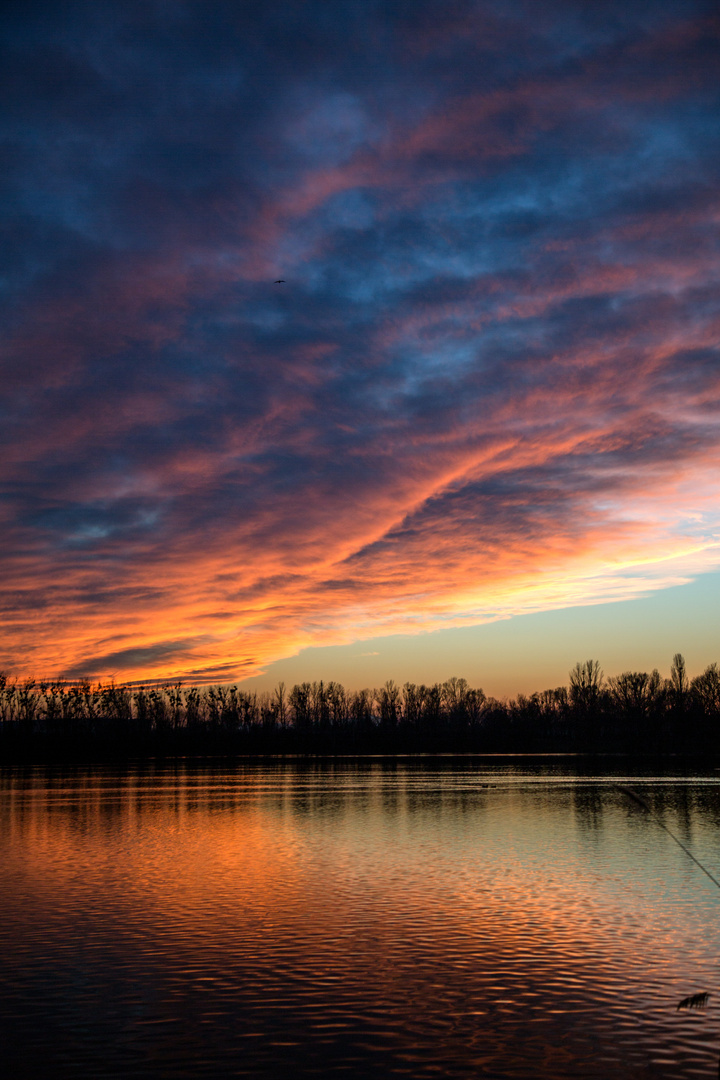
3,764,720,1078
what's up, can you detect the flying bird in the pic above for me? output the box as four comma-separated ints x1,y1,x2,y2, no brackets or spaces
274,279,285,283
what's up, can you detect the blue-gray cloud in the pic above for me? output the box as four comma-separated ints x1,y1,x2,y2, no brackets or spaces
1,0,719,679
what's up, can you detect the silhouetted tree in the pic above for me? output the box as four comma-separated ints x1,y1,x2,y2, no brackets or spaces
402,683,425,729
692,663,720,715
690,662,720,754
607,669,663,751
665,652,690,748
274,681,288,729
569,660,603,709
569,660,604,748
671,652,689,699
3,651,720,759
379,680,401,728
185,686,202,733
349,687,374,744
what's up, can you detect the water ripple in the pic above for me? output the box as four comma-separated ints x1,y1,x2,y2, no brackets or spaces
2,761,720,1077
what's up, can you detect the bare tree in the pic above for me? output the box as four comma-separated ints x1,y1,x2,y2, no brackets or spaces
273,682,287,728
670,653,688,698
379,680,401,726
691,663,720,715
608,670,662,718
569,659,603,711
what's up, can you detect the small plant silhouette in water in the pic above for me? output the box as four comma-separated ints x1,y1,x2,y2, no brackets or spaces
677,992,711,1011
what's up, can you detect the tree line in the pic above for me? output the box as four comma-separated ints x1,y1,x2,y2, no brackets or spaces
1,653,719,760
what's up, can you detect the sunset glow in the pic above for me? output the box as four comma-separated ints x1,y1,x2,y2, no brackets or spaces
2,1,719,689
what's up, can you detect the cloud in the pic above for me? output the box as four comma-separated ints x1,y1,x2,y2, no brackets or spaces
1,0,719,682
63,637,214,680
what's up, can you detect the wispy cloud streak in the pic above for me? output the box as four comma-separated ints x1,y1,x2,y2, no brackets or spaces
1,1,719,681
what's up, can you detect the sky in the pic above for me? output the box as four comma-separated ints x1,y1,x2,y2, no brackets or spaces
2,0,719,696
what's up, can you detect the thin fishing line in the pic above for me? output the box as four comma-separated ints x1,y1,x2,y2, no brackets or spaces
615,784,720,894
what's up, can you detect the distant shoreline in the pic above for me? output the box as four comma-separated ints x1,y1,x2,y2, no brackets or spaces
2,655,719,762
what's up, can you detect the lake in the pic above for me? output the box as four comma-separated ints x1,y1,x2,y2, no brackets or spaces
2,758,720,1078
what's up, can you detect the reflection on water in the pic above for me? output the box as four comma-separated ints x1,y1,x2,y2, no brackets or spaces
2,759,720,1078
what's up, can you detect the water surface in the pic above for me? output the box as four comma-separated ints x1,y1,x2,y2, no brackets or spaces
2,759,720,1078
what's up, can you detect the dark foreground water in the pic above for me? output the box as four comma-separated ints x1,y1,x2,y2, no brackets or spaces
2,759,720,1079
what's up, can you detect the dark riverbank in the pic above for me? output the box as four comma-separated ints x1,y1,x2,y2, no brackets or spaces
2,656,719,762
